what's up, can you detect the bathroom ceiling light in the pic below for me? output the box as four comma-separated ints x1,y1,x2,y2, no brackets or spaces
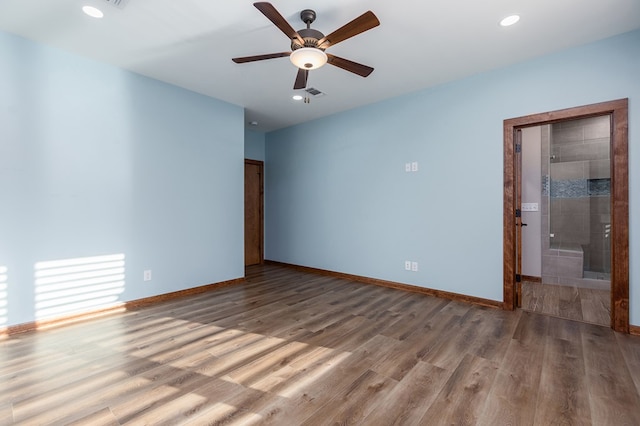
289,48,328,70
82,5,104,18
292,95,304,101
500,14,520,27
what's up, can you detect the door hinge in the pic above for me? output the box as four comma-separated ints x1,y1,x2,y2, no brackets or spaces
515,209,521,217
515,143,522,153
516,274,522,282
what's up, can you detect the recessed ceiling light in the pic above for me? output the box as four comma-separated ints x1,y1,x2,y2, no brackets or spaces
500,14,520,27
249,121,258,126
82,6,104,18
292,95,304,101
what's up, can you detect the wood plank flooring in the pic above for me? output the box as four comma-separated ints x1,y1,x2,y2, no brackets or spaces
521,281,611,326
1,264,639,425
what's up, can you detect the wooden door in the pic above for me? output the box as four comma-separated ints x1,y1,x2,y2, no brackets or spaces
245,160,263,266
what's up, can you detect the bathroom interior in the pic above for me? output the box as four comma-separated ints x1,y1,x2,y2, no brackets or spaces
520,114,611,325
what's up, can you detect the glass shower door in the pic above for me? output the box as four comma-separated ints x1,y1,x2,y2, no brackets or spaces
544,115,611,287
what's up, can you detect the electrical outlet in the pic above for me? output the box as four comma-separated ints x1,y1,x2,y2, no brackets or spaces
144,270,152,281
411,161,418,172
404,261,411,270
411,262,418,272
405,163,411,172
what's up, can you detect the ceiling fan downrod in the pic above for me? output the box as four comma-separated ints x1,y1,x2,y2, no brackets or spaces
292,9,324,50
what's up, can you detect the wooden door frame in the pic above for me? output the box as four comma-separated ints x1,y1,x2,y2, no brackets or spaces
514,129,523,308
245,159,264,265
503,98,629,333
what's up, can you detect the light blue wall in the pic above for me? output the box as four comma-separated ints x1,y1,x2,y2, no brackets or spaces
245,130,265,161
0,32,245,327
265,30,640,324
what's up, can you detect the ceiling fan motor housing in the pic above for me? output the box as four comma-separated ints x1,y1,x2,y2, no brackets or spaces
291,9,325,51
291,28,325,50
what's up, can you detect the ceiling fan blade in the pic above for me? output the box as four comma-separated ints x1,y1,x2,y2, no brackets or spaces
317,11,380,49
232,52,291,63
254,2,305,46
293,69,308,89
326,54,374,77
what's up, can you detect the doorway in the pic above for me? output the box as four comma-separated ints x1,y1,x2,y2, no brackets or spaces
503,99,629,332
519,119,611,326
245,159,264,266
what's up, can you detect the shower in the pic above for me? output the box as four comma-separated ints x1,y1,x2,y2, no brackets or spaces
542,115,611,288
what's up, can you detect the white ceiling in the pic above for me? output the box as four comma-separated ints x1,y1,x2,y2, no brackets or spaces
1,0,639,132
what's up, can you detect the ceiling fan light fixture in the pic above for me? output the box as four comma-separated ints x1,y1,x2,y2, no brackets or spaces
290,47,327,70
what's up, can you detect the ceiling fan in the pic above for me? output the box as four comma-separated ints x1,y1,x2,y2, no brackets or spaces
232,2,380,90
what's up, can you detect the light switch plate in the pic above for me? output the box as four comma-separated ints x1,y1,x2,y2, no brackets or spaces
521,202,539,212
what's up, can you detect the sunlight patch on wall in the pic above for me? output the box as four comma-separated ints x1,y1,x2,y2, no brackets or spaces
34,254,125,320
0,266,7,328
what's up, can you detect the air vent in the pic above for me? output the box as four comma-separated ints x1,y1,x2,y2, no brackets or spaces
100,0,130,9
305,87,325,97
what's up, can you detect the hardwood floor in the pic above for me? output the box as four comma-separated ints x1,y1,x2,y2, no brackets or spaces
1,264,639,425
521,281,611,326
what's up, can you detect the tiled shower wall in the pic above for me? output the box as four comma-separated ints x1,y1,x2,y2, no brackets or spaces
541,115,611,286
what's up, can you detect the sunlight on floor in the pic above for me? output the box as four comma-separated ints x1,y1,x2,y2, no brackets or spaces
272,349,352,398
128,317,356,423
192,402,237,420
34,254,125,320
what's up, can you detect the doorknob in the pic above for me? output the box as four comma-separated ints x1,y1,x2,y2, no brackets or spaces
519,223,528,227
